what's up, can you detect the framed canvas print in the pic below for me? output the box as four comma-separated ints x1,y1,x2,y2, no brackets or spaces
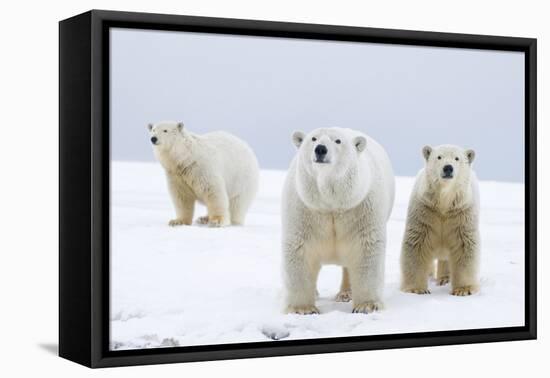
59,10,537,368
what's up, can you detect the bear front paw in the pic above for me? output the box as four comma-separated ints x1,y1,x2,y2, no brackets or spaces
402,287,431,295
451,285,478,296
168,218,191,226
335,290,352,302
285,305,320,315
352,301,383,314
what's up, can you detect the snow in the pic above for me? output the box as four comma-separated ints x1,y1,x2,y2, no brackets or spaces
110,161,525,350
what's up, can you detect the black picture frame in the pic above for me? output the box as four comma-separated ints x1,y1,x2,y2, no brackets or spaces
59,9,537,368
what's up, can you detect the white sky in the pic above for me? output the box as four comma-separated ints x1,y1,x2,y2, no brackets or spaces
110,28,525,182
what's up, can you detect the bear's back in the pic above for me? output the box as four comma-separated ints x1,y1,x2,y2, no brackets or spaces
346,129,395,221
199,131,259,198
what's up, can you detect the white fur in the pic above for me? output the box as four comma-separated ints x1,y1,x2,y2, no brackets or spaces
148,121,259,227
400,144,480,296
282,127,395,314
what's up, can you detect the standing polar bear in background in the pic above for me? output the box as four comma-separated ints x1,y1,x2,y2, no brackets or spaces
282,127,395,314
400,145,480,296
148,121,259,227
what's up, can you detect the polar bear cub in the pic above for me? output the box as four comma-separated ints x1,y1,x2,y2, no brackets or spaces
282,127,395,314
148,121,259,227
400,145,480,296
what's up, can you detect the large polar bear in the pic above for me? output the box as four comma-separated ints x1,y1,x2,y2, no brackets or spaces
282,127,395,314
148,121,259,227
400,145,480,296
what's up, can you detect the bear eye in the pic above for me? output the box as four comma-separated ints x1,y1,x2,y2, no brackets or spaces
455,157,459,161
312,137,317,142
163,130,167,133
437,156,442,160
335,139,341,144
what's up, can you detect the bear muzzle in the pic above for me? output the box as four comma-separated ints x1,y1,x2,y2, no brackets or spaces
314,144,329,163
441,164,454,179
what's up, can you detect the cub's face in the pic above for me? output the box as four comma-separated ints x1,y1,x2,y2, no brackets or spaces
423,144,475,184
292,128,366,176
147,122,184,149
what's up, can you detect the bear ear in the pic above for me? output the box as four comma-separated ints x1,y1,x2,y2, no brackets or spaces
147,123,154,131
422,145,432,161
466,149,476,164
353,136,367,152
177,122,184,132
292,131,305,148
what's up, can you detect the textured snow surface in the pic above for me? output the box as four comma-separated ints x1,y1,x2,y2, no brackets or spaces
110,161,525,350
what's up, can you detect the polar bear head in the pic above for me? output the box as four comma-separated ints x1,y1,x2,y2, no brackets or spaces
422,144,475,188
147,121,195,164
291,127,370,211
147,121,185,148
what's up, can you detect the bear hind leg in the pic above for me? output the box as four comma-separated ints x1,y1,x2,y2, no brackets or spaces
205,188,230,227
335,268,352,302
229,195,251,225
434,259,450,286
195,215,209,225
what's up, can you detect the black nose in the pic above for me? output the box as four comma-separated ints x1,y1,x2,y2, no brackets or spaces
315,144,328,156
151,136,158,144
443,165,454,174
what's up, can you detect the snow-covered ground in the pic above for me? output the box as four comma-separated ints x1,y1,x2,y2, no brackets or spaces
110,161,525,350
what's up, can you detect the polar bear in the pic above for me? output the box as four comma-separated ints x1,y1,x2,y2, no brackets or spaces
400,145,480,296
282,127,395,314
148,121,259,227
